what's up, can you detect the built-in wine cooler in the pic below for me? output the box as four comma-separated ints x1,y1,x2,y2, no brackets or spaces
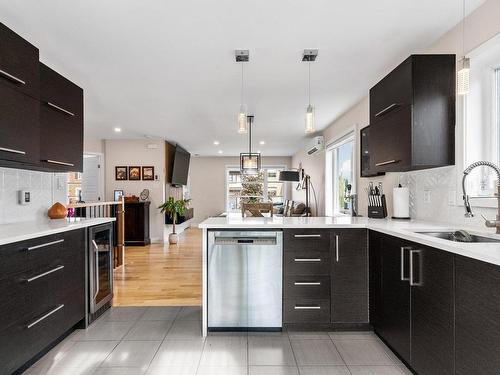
88,222,114,324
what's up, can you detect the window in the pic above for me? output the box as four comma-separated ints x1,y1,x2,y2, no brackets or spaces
325,133,355,216
226,167,286,213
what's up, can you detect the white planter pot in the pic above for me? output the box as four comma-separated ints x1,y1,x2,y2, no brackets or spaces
169,233,178,244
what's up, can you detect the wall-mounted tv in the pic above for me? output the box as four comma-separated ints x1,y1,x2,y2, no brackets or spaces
171,145,190,186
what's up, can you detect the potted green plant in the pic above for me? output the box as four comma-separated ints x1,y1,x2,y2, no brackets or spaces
159,197,191,244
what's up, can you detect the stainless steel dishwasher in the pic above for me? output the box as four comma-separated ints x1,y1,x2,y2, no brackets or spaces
207,230,283,330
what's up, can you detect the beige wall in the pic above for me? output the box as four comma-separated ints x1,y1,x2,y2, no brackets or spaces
104,139,166,242
297,0,500,217
189,156,292,223
84,137,105,154
291,150,325,216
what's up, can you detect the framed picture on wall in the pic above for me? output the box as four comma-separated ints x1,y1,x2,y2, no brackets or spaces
114,190,124,201
142,166,154,180
115,166,127,180
129,166,141,180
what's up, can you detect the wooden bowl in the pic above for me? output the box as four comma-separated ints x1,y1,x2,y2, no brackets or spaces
48,202,68,219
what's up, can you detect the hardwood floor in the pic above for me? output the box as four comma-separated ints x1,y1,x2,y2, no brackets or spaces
113,227,202,306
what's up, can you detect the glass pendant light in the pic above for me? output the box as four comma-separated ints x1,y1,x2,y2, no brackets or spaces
236,50,249,133
457,0,470,96
303,50,318,134
240,115,261,174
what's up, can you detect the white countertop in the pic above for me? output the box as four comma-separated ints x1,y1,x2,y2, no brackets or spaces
199,216,500,266
0,217,116,246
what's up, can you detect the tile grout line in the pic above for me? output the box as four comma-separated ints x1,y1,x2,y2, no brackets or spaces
328,333,353,375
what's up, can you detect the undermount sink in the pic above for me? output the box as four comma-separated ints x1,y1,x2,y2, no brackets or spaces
415,231,500,243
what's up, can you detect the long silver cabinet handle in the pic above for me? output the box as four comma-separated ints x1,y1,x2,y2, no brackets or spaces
27,304,64,329
409,249,422,286
46,102,75,117
374,103,400,117
0,68,26,85
335,235,339,262
294,282,321,286
294,258,321,262
43,159,75,167
26,265,64,283
375,159,400,167
294,305,321,310
400,247,411,281
0,146,26,155
27,239,64,251
293,234,321,238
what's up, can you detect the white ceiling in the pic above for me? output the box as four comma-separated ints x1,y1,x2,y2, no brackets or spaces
0,0,485,156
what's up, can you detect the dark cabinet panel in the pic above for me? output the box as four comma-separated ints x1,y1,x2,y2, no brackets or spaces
0,22,40,98
284,251,331,276
331,229,368,323
284,275,330,299
376,235,411,364
0,84,40,165
283,229,331,252
411,246,454,375
368,231,382,328
125,202,151,246
455,256,500,375
360,125,385,177
283,298,330,324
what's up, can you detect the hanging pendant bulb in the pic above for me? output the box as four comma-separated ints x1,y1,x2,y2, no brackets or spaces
236,50,249,133
457,57,470,96
305,104,315,134
238,104,248,134
303,49,318,134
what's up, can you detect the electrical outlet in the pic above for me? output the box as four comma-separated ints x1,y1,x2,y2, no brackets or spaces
424,190,431,204
448,190,457,206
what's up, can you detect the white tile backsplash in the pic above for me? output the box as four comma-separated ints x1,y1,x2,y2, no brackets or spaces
400,166,498,229
0,167,68,224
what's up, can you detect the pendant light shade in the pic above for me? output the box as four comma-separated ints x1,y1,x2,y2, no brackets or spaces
303,49,318,134
240,115,261,174
236,50,249,133
305,104,315,134
457,57,470,96
238,104,248,134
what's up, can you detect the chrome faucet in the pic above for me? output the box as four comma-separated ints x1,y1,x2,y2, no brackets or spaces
462,161,500,234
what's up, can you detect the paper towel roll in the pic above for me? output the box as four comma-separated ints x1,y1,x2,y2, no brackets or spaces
393,187,410,219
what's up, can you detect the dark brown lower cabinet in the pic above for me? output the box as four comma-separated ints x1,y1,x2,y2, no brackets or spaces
125,202,151,246
455,256,500,375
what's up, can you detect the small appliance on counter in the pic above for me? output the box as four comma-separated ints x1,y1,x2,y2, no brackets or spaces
392,184,410,219
366,182,387,219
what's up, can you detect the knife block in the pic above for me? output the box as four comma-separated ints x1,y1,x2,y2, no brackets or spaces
368,194,388,219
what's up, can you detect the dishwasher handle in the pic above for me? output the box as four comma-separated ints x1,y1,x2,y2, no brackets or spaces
214,236,278,246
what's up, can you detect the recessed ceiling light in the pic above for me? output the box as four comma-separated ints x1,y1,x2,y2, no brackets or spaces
218,150,223,154
259,140,265,145
213,141,220,145
114,127,122,133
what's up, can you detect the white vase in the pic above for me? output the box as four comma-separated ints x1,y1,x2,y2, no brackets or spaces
169,233,178,244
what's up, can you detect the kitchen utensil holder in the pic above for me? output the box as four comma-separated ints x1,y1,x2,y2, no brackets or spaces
368,194,388,219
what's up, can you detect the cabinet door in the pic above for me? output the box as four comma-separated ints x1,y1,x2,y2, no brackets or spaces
0,84,40,164
331,229,368,323
377,235,411,364
370,105,412,173
410,246,454,375
0,22,40,98
455,256,500,375
368,231,382,328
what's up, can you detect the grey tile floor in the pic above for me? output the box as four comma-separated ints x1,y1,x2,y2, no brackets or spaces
24,307,411,375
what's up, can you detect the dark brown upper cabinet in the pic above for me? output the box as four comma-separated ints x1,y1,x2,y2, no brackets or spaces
360,125,385,177
0,22,40,99
39,63,83,171
369,54,456,172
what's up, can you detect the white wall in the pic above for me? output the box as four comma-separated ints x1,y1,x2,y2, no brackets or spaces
0,167,68,224
189,156,292,223
298,0,500,226
291,150,325,216
104,139,166,242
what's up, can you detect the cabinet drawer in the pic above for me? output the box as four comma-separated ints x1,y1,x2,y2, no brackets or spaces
284,229,331,252
24,235,65,271
40,63,83,122
25,263,65,317
283,298,330,323
370,105,412,172
0,241,28,278
0,271,26,331
39,104,83,171
0,84,40,164
0,23,40,98
370,56,412,124
284,251,331,275
284,275,330,299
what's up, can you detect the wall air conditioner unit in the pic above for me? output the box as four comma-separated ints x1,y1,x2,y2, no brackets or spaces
306,136,324,155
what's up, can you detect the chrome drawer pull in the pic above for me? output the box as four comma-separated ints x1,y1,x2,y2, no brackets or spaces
375,159,400,167
46,102,76,117
335,235,339,263
294,305,321,310
294,282,321,286
293,234,321,238
0,146,26,155
294,258,321,262
27,239,64,251
0,68,26,85
374,103,400,117
43,159,75,167
26,265,64,283
26,304,64,329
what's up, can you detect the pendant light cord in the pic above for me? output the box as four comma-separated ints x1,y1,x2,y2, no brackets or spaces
308,61,311,106
241,63,244,105
462,0,466,58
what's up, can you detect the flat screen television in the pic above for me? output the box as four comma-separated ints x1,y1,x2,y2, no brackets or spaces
171,145,190,186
